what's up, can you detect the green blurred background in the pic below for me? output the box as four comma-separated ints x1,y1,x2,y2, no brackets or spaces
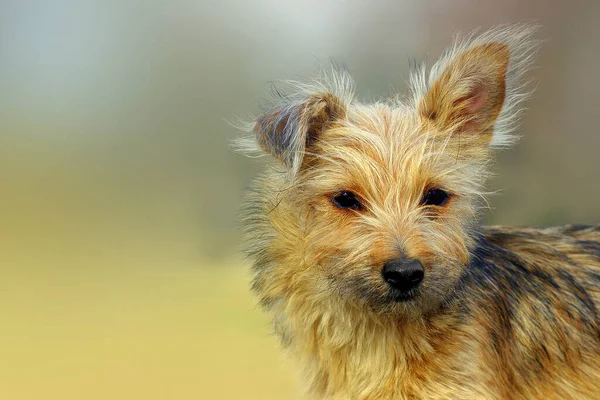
1,1,599,399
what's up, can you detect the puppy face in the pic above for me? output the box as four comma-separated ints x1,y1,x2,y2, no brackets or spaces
293,106,484,315
243,26,538,317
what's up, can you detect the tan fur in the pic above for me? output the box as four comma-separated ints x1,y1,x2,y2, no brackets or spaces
239,24,600,399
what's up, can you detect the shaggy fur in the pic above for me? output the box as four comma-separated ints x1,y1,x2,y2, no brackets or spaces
239,24,600,399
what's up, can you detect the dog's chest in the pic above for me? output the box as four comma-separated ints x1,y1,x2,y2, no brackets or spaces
288,316,492,400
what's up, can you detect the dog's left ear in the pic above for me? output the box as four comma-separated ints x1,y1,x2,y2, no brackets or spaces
415,24,539,148
419,42,509,143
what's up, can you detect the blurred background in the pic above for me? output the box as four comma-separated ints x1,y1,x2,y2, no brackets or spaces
1,0,599,399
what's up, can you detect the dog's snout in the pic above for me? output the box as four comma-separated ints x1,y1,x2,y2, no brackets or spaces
382,258,424,292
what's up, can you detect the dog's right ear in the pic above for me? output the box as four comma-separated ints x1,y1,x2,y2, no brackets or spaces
254,91,347,175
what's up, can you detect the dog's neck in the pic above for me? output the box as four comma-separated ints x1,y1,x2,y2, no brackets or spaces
272,290,472,398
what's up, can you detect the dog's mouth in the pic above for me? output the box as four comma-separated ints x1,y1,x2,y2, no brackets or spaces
388,288,419,302
329,272,423,309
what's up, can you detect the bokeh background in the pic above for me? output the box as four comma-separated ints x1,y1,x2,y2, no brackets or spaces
1,1,599,399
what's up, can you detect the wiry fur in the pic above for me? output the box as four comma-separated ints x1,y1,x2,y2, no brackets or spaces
238,24,600,399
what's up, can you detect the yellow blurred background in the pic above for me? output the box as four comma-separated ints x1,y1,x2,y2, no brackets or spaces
1,1,599,399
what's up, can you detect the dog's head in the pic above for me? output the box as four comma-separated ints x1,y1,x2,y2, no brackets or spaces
243,25,538,318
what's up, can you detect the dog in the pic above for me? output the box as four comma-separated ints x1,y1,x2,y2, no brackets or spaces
238,24,600,399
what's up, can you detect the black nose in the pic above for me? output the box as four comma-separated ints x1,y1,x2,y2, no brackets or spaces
382,258,424,292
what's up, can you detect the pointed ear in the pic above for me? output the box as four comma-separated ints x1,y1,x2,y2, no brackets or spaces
415,24,540,148
420,42,509,141
254,91,346,174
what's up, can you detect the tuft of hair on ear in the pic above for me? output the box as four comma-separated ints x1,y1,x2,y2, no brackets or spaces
234,67,354,177
410,23,542,148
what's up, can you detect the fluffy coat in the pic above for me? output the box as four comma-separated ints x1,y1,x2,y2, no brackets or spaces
239,24,600,399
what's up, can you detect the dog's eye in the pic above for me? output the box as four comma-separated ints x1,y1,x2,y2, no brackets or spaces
332,191,362,210
422,188,450,207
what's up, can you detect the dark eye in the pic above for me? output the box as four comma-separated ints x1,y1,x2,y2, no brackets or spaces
422,188,450,207
332,191,362,210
